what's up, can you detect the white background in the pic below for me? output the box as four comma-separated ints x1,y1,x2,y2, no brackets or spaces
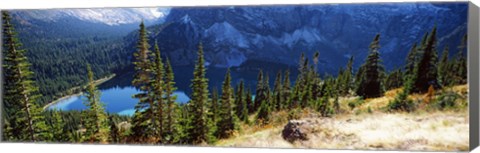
0,0,478,153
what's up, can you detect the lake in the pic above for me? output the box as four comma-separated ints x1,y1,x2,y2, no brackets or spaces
46,65,297,116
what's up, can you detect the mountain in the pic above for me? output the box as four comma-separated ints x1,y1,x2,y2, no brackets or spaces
6,8,169,104
129,2,467,74
12,8,169,26
10,8,170,38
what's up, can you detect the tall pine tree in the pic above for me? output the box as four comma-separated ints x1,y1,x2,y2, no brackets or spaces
2,11,48,142
356,34,385,98
234,80,245,118
273,71,283,111
130,21,155,142
414,26,439,93
83,64,110,143
187,42,215,144
152,42,165,143
438,45,450,87
164,58,178,143
216,68,238,139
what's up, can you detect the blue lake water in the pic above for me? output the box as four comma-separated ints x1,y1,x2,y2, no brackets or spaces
47,86,190,116
46,65,295,116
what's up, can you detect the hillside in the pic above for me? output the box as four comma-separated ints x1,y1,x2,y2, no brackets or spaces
215,85,469,151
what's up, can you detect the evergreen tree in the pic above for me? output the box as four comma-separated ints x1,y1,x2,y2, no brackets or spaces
83,64,109,143
273,71,283,111
246,89,255,114
298,52,306,73
210,87,219,124
454,34,467,85
414,26,440,93
48,110,65,142
254,70,265,111
216,68,238,139
282,70,291,109
263,73,272,108
2,11,48,142
234,80,245,118
255,99,271,126
2,119,13,141
387,67,416,112
108,116,119,143
187,42,215,144
174,104,191,144
240,95,250,124
385,69,404,90
130,21,155,142
405,43,418,77
340,56,354,96
438,46,450,87
356,34,385,98
164,58,178,143
151,42,165,142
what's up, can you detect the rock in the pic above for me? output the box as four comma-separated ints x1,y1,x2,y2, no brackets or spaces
282,120,311,142
118,121,132,131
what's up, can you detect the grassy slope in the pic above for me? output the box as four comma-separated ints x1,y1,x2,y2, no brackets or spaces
215,85,469,151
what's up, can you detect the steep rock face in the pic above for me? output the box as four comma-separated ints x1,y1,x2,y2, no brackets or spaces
138,2,467,74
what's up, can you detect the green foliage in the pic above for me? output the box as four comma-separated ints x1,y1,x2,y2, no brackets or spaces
163,58,178,143
348,98,365,110
151,42,165,142
287,108,302,120
438,45,450,87
108,116,120,143
282,70,292,109
216,68,239,139
130,22,156,142
432,90,460,110
316,83,334,117
44,110,66,142
210,87,219,124
255,99,271,126
404,43,418,77
384,69,403,90
338,56,355,96
235,80,250,123
356,34,385,98
387,73,416,112
82,64,110,143
187,42,215,144
254,70,265,112
414,26,440,93
272,71,283,111
234,80,245,119
2,11,49,142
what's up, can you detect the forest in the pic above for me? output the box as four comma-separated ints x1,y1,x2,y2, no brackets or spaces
1,10,468,148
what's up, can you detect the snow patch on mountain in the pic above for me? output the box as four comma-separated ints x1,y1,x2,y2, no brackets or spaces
181,14,192,23
14,8,170,26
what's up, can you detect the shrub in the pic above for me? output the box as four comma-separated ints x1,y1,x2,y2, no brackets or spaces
348,97,365,110
433,91,459,110
287,108,302,120
387,90,416,112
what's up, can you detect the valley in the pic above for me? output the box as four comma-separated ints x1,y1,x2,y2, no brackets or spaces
1,2,470,152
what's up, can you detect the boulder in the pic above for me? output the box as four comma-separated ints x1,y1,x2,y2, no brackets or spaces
282,120,311,142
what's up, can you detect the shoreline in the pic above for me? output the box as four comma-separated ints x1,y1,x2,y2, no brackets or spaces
42,74,116,111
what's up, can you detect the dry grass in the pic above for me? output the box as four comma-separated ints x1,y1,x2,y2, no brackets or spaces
216,111,468,151
215,85,469,151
